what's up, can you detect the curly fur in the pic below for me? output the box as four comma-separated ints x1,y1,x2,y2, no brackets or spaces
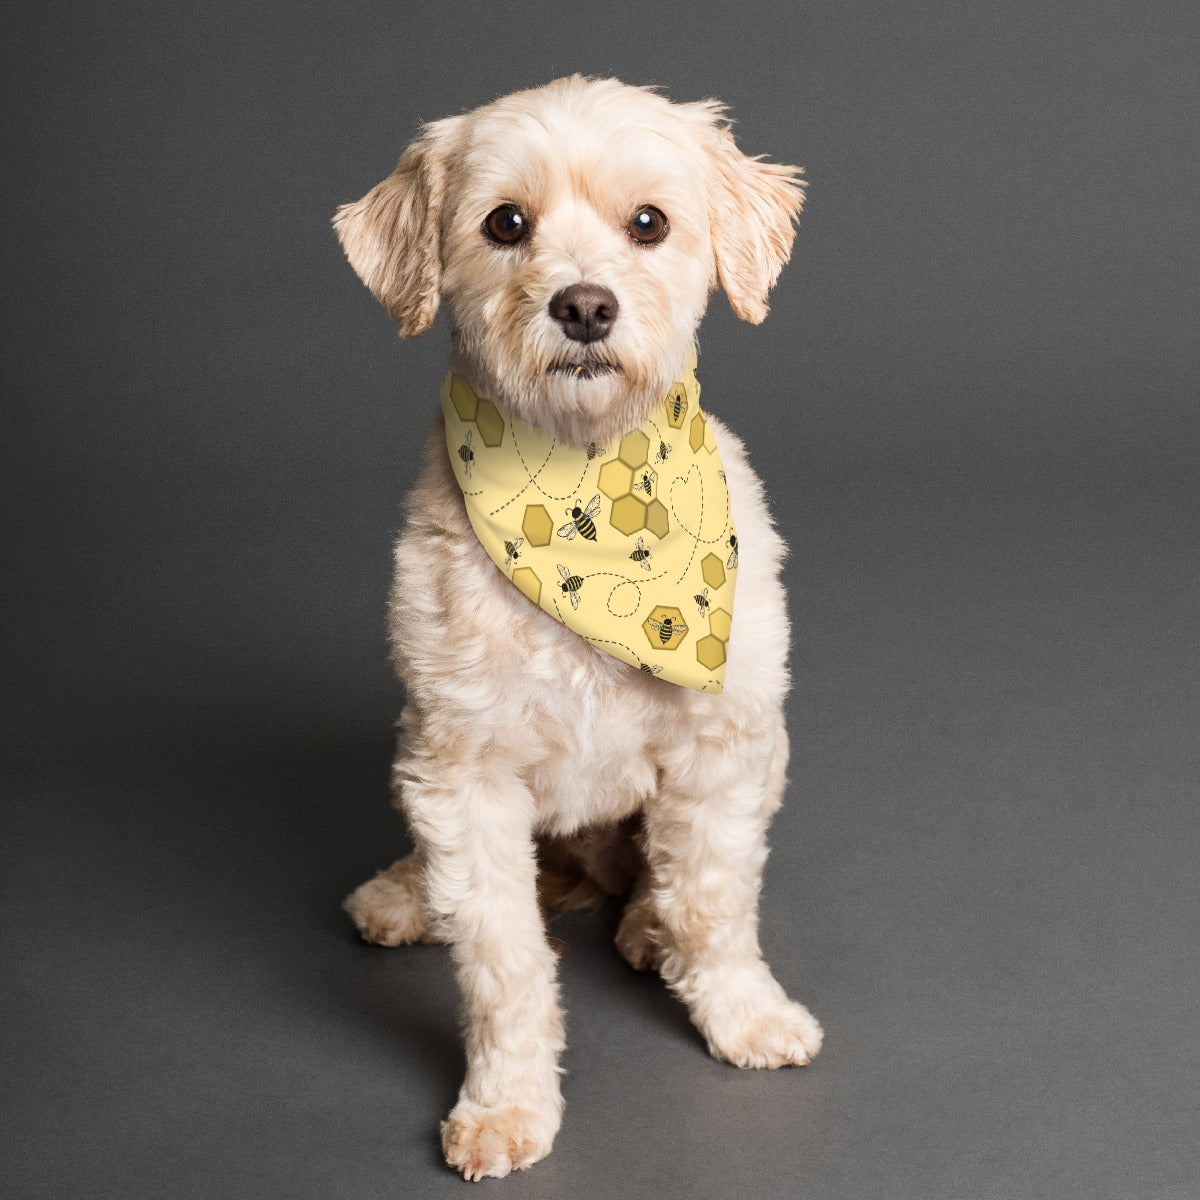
335,75,821,1181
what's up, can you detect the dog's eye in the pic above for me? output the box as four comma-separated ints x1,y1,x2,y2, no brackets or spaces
483,205,530,246
628,206,668,245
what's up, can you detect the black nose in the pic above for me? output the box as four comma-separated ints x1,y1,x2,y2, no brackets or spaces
548,283,619,344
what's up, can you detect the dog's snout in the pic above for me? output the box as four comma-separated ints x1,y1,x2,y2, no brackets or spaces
548,283,618,344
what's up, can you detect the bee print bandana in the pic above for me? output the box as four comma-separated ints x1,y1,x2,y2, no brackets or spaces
441,347,738,693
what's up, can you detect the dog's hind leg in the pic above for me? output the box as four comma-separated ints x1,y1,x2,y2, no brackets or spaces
614,868,665,972
343,853,440,947
536,816,642,915
643,716,824,1069
402,756,564,1181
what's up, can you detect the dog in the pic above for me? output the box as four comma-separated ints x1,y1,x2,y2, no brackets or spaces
334,75,821,1181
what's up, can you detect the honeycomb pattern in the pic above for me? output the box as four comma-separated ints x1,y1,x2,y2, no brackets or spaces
611,494,647,536
642,604,689,652
522,504,553,547
645,500,669,539
695,606,732,670
511,566,541,606
598,433,671,541
709,607,732,641
439,354,737,694
689,411,717,455
701,553,726,590
618,430,650,468
598,458,632,499
448,376,504,447
663,383,688,429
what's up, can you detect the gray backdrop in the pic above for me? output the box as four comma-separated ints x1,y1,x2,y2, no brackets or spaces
3,2,1198,1197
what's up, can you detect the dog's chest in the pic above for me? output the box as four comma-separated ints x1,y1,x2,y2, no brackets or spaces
523,682,663,834
393,428,740,836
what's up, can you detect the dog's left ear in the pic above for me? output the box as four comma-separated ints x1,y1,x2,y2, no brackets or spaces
332,116,461,338
701,115,806,324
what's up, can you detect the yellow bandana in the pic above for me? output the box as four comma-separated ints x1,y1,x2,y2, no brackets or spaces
441,349,737,693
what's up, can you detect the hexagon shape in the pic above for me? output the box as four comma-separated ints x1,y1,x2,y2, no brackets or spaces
689,411,715,454
598,458,634,500
663,385,688,429
709,607,732,641
642,604,689,652
701,553,726,590
448,376,479,422
510,566,541,606
610,493,648,536
522,504,553,547
618,430,650,468
644,499,669,539
695,634,726,670
475,398,505,447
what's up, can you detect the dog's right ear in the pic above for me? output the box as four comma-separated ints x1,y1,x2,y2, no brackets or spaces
332,117,461,339
689,103,806,325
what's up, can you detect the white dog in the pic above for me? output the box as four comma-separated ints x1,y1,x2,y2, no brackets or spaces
335,75,822,1181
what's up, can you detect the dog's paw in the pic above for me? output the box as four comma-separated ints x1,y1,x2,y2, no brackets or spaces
704,997,824,1069
614,901,664,972
441,1105,555,1181
342,856,436,947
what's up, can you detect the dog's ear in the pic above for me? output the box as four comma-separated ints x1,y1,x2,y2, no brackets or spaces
701,113,806,324
332,117,461,339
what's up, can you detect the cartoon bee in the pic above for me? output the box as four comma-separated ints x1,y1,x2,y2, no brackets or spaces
504,537,524,568
457,430,474,478
646,615,688,645
585,441,606,461
634,469,657,496
655,440,671,464
629,537,652,571
667,389,687,424
557,563,585,610
726,532,739,570
694,586,710,616
639,662,663,677
557,494,601,542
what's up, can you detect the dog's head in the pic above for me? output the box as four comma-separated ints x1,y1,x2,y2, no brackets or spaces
334,76,804,444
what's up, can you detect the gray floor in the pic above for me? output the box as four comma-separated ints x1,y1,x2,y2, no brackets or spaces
5,474,1198,1199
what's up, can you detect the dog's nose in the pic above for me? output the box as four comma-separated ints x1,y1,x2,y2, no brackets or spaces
548,283,619,343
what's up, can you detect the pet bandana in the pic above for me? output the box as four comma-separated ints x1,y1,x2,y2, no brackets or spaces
441,346,738,693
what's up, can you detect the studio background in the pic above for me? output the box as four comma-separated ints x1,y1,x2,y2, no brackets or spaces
3,3,1197,1198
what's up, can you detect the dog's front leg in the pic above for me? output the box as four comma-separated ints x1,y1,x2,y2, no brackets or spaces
644,719,824,1069
402,762,564,1180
